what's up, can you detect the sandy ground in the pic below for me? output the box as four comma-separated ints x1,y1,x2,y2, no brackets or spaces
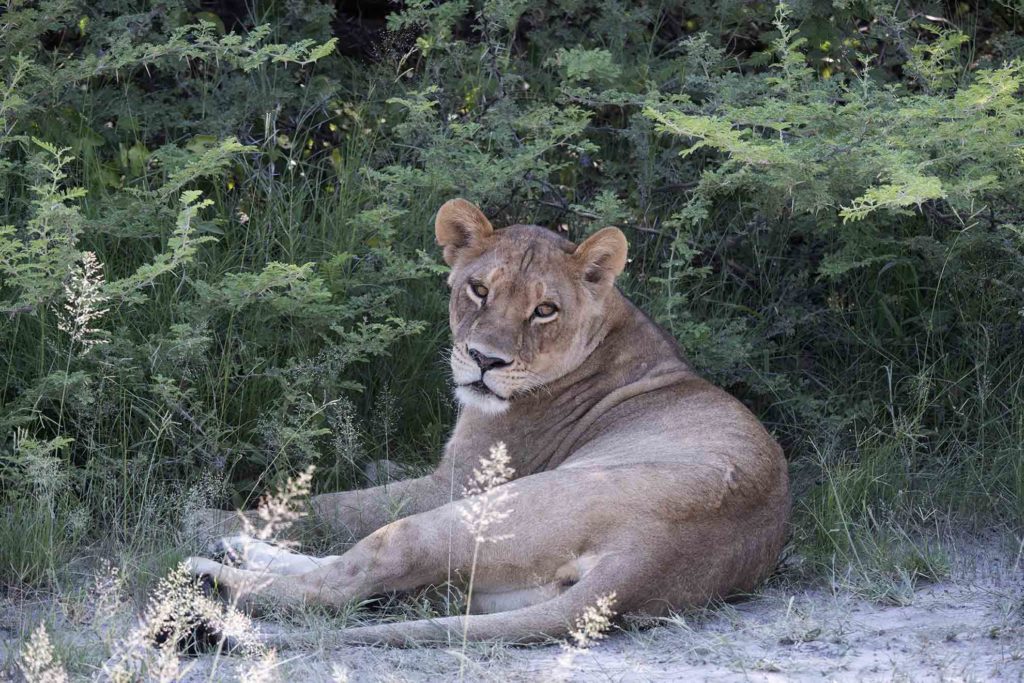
2,537,1022,682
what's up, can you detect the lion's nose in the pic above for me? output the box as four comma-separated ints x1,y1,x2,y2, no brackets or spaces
468,347,511,372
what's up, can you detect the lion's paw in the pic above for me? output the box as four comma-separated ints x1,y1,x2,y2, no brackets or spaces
208,535,293,574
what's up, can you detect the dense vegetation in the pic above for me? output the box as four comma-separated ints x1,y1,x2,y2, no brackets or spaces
1,0,1022,601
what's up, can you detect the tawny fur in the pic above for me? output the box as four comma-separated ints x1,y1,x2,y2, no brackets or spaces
188,198,790,646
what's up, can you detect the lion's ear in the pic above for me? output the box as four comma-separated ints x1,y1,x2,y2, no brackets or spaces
575,227,628,286
435,199,493,266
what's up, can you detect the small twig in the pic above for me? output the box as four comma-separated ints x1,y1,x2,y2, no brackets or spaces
536,200,598,219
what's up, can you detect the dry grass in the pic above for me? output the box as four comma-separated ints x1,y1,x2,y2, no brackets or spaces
11,465,319,682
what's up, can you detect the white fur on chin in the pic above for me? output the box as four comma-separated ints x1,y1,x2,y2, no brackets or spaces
455,386,510,415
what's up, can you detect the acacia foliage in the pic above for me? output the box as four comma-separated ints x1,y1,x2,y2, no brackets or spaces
0,0,1022,575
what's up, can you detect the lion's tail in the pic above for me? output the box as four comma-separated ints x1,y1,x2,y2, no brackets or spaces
262,555,635,648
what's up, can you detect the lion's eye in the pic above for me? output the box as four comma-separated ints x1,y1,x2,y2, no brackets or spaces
533,302,558,319
468,281,489,300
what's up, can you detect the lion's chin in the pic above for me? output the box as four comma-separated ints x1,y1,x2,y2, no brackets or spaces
455,385,511,415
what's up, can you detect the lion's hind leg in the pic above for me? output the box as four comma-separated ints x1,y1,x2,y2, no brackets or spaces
260,550,647,647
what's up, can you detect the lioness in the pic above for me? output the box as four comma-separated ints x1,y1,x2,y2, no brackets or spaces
187,199,790,644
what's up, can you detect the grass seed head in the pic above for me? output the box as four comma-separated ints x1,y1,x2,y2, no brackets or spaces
460,442,517,543
18,623,69,683
56,251,109,352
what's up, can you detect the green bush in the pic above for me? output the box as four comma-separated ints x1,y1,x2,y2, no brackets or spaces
1,0,1022,588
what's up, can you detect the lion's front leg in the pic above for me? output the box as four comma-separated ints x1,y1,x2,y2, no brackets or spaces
185,557,319,612
187,517,434,613
190,470,462,551
306,470,462,543
185,470,473,611
210,535,342,576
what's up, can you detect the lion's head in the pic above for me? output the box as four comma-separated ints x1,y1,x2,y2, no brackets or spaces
435,198,629,414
